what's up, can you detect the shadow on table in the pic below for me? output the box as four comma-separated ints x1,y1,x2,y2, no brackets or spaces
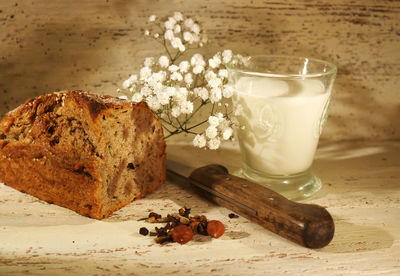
319,219,394,253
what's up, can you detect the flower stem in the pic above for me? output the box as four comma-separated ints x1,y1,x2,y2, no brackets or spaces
184,99,207,124
186,119,208,131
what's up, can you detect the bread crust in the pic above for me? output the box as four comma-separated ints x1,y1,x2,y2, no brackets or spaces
0,91,166,219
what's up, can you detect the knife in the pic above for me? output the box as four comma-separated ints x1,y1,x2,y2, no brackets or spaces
166,162,334,249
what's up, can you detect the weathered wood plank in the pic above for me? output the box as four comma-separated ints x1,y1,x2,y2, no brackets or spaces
0,0,399,140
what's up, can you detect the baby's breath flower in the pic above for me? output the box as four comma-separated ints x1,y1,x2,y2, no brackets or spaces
222,85,234,98
194,87,209,101
171,37,183,49
205,70,216,81
164,29,174,41
171,71,183,81
168,64,179,72
218,69,228,79
158,56,170,68
191,24,200,35
164,86,176,97
152,71,166,83
179,61,190,73
147,96,161,110
193,134,206,148
222,127,233,140
141,85,152,96
180,100,194,114
206,125,218,139
193,65,204,74
122,74,138,89
208,116,220,127
190,54,205,67
183,31,194,43
131,93,142,102
208,137,221,150
120,12,246,150
218,118,230,131
140,67,152,80
147,75,160,89
148,15,157,22
184,18,194,28
173,11,184,22
222,49,233,64
165,17,176,29
207,77,222,89
210,88,222,103
216,112,225,122
175,87,188,101
171,105,181,117
208,54,221,69
184,73,193,86
144,57,154,67
157,91,171,105
174,24,181,34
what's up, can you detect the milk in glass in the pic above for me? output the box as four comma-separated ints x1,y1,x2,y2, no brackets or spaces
233,76,330,176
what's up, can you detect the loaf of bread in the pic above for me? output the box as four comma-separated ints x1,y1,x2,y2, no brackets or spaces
0,91,166,219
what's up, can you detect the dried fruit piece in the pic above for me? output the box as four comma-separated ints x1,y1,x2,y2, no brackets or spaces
155,235,173,244
179,216,190,225
207,220,225,238
139,207,226,245
178,207,191,218
171,225,194,244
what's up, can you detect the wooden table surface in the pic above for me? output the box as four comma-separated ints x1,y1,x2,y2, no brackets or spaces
1,140,399,275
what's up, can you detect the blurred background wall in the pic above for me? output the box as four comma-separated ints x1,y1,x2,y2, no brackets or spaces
0,0,399,141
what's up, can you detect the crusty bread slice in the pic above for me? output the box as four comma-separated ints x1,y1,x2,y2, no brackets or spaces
0,91,166,219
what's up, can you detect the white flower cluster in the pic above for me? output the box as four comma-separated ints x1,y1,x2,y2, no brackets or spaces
193,113,234,150
121,13,247,150
144,12,207,53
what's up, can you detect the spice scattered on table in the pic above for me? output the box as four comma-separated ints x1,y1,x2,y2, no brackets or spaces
139,227,149,236
138,207,225,244
228,213,239,219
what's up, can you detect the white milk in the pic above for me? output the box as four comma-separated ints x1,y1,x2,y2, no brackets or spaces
233,76,330,176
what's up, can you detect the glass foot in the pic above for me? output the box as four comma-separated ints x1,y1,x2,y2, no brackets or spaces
232,168,322,201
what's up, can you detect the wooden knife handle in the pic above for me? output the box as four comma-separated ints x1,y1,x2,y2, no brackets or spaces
189,164,334,249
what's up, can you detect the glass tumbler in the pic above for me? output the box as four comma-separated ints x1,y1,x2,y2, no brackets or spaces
227,55,337,200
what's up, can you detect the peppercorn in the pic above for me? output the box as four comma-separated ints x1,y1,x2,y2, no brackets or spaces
139,227,149,236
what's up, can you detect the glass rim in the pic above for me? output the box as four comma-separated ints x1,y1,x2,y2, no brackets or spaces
227,54,337,79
